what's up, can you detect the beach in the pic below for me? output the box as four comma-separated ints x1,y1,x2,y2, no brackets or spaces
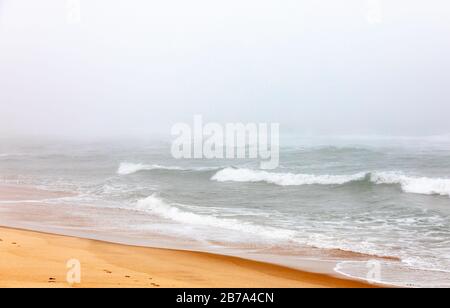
0,184,373,288
2,0,450,290
1,139,449,287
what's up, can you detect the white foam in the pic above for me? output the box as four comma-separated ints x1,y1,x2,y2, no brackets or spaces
371,172,450,197
135,195,296,240
211,168,450,197
334,260,450,288
117,162,220,175
117,162,185,175
211,168,367,186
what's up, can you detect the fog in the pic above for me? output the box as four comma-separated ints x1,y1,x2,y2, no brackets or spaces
1,0,450,139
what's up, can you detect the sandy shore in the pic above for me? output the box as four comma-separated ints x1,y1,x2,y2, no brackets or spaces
0,184,374,288
0,226,373,288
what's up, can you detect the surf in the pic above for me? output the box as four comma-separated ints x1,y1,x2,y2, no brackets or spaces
117,162,219,175
135,194,296,241
370,172,450,197
211,168,450,197
211,168,368,186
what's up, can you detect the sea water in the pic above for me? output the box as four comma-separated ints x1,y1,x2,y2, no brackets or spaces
1,136,449,287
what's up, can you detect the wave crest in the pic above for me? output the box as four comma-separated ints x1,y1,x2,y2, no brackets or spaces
211,168,450,197
117,162,219,175
211,168,367,186
117,162,185,175
371,172,450,197
135,195,296,240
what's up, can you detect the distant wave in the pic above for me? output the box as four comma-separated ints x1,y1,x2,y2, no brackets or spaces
211,168,367,186
135,195,296,240
118,163,186,175
211,168,450,197
117,162,219,175
371,172,450,197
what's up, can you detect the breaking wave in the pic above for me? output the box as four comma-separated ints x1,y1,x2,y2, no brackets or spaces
211,168,367,186
135,195,296,240
371,172,450,197
118,163,450,197
211,168,450,197
117,162,218,175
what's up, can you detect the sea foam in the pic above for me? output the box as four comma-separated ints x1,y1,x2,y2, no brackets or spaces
211,168,367,186
117,162,186,175
211,168,450,197
135,195,296,240
117,162,220,175
371,172,450,197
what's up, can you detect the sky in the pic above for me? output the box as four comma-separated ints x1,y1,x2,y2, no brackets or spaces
1,0,450,139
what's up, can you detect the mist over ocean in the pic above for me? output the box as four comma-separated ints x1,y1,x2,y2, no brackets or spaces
1,0,450,288
1,135,450,287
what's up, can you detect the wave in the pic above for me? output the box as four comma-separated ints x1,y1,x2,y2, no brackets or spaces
211,168,367,186
117,162,218,175
118,163,185,175
135,195,296,240
211,168,450,197
370,172,450,197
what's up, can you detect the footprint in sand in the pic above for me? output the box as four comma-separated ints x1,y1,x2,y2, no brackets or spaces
103,270,112,274
151,283,160,287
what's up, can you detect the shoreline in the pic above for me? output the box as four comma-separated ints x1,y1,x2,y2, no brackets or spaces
0,184,376,288
0,226,374,288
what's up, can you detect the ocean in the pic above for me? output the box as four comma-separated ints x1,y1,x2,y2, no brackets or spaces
1,136,450,287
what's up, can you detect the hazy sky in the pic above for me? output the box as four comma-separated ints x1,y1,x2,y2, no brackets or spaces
1,0,450,139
